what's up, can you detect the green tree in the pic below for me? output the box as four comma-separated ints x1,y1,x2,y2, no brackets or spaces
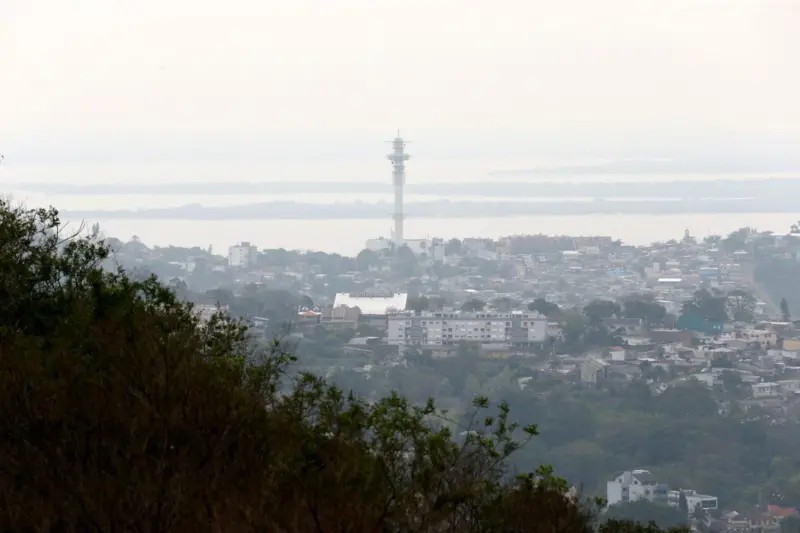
602,521,689,533
529,298,562,318
461,298,487,312
406,295,430,314
456,341,482,358
392,244,418,277
560,309,590,348
624,380,655,412
584,300,621,323
492,296,518,312
682,289,728,323
427,295,448,311
781,297,792,322
720,370,742,396
722,227,751,252
727,289,756,322
656,382,717,418
356,248,379,271
781,514,800,533
622,296,667,326
444,238,462,256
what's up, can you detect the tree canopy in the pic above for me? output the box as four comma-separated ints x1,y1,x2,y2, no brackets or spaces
621,296,666,326
528,298,561,318
584,300,621,322
461,298,487,312
681,289,728,323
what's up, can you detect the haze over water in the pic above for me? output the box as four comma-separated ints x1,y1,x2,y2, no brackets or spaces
5,156,800,255
3,0,799,254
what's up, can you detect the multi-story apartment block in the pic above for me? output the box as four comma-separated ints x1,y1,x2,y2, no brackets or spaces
228,242,258,269
388,310,547,346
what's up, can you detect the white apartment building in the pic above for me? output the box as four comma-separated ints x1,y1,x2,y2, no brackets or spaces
365,238,392,253
667,490,718,515
228,242,258,269
607,470,669,507
388,310,547,346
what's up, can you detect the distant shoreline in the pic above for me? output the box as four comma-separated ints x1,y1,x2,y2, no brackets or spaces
10,176,800,198
61,198,800,220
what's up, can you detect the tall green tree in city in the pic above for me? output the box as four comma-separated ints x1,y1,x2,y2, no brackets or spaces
584,300,621,323
406,295,430,314
356,248,379,271
529,298,561,318
682,289,728,322
781,297,792,322
461,298,487,312
622,296,667,326
392,244,418,277
727,289,756,322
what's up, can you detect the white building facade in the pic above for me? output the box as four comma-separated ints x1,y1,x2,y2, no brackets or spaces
607,470,669,507
667,490,718,514
333,292,408,317
228,242,258,269
388,310,547,346
365,238,393,253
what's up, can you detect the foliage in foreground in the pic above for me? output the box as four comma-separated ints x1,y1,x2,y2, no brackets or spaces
0,200,686,532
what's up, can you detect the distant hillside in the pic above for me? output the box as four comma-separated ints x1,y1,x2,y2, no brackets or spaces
62,196,800,220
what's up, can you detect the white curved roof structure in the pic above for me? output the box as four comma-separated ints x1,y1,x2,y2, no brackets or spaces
333,292,408,316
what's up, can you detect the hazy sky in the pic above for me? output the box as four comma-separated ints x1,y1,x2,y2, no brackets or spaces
1,0,799,173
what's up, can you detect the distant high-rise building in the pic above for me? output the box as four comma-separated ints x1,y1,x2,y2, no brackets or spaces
228,241,257,269
386,132,410,246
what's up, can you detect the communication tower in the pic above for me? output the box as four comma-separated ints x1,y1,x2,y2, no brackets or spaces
386,131,410,245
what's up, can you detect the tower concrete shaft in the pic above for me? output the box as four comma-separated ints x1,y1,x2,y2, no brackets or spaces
387,133,410,245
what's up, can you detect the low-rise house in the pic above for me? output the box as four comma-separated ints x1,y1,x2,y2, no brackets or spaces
606,361,643,382
735,329,778,349
778,380,800,394
581,357,609,385
343,336,382,356
296,308,322,328
752,382,781,398
607,470,669,506
690,372,717,388
608,347,628,361
722,511,749,533
321,305,361,329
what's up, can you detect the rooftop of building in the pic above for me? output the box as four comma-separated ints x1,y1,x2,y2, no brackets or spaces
333,292,408,316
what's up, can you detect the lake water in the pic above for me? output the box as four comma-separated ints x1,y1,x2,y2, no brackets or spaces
5,161,799,255
84,213,800,256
